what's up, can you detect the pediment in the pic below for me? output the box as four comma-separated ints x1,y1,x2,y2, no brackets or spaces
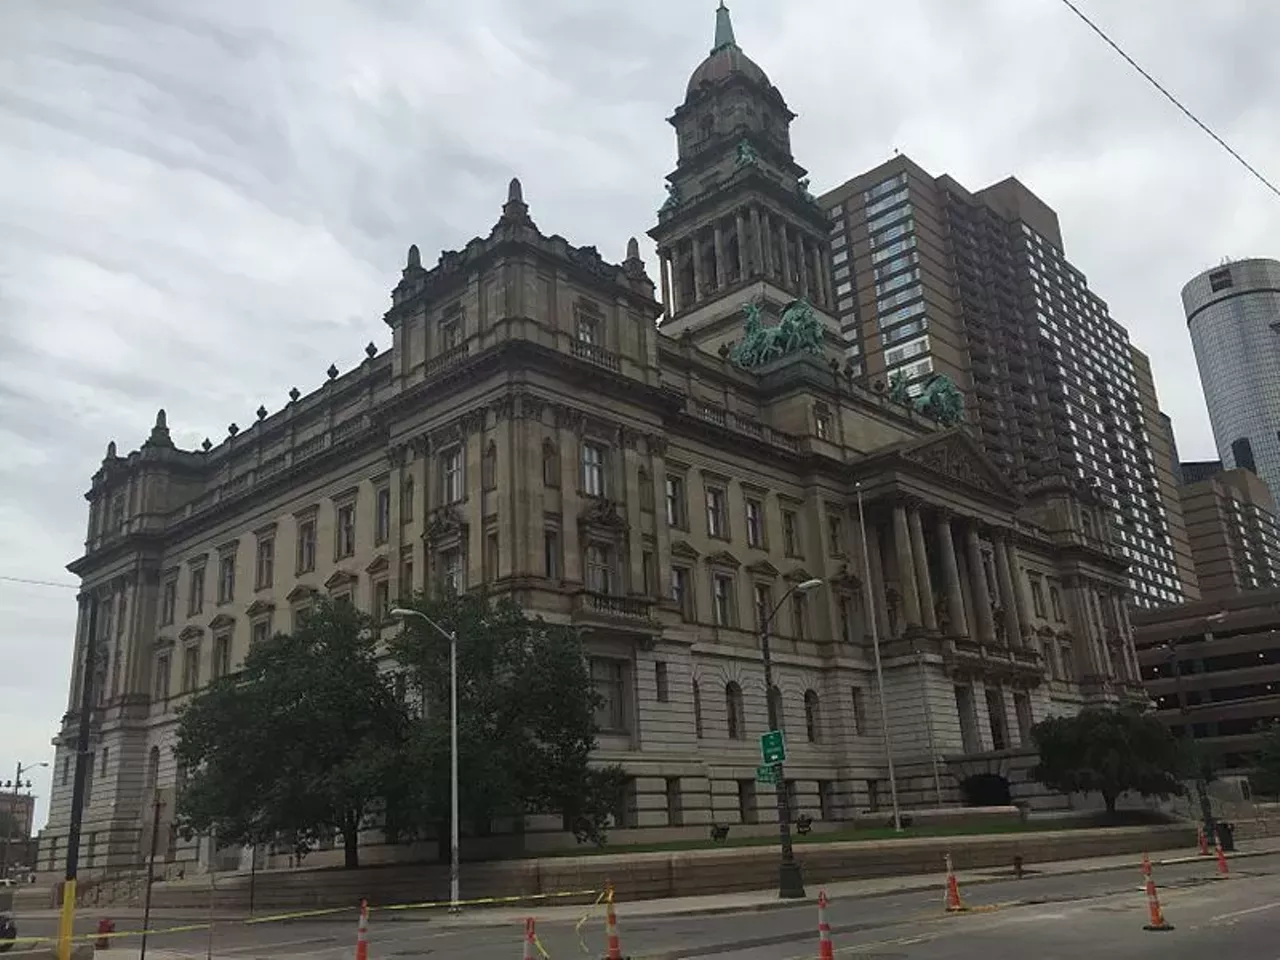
325,569,358,590
286,584,318,604
208,613,236,632
785,567,815,583
898,430,1019,501
245,599,276,618
366,554,390,576
705,550,741,569
670,540,701,560
178,625,204,644
746,559,780,578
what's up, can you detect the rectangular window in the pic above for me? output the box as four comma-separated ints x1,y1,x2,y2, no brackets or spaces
671,566,692,620
745,498,764,547
440,317,461,350
815,410,832,440
401,476,415,523
1029,576,1045,618
1049,584,1064,621
336,504,356,559
251,620,270,646
442,448,464,504
160,579,177,626
485,532,499,581
576,312,599,344
591,659,627,732
439,547,463,595
581,442,606,497
211,635,231,680
297,518,317,573
753,583,772,631
182,646,200,693
188,565,205,616
544,530,561,579
986,688,1007,751
712,574,734,625
373,580,391,621
585,543,612,593
791,592,808,638
655,661,669,703
375,486,392,544
399,557,414,598
706,486,727,538
255,537,274,590
153,654,170,703
665,475,687,529
839,596,855,643
827,513,845,555
782,510,801,556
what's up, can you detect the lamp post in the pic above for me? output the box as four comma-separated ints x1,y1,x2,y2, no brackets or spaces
1,761,47,877
390,607,460,914
856,483,903,832
1163,613,1224,846
759,575,824,900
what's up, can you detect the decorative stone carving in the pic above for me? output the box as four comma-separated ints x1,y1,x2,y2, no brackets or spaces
578,498,628,532
901,435,1000,494
424,506,466,544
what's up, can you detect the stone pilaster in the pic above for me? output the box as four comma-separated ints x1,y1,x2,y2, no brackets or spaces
936,514,968,638
965,525,996,644
992,532,1021,648
892,504,922,630
908,506,937,632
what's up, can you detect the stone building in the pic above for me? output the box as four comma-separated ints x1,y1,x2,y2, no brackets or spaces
38,4,1146,876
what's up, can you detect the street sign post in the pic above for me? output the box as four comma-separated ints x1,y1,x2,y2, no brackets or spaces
760,729,786,765
756,764,780,785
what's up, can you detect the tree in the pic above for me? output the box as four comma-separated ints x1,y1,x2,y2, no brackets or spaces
175,598,410,868
390,592,626,850
1030,707,1184,815
1253,722,1280,799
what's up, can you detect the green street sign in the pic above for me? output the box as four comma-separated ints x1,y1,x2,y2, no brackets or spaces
760,729,786,765
756,764,779,784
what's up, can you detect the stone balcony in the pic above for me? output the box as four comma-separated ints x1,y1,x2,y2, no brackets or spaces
943,636,1045,685
571,591,658,635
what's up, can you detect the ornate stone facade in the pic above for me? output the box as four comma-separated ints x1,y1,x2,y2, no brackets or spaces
38,6,1146,877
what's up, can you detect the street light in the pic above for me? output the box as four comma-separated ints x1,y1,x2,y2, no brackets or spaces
758,575,823,900
390,607,460,914
1,761,47,877
855,482,903,833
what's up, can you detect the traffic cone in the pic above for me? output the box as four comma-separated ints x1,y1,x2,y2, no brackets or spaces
602,882,625,960
523,917,537,959
1141,853,1173,931
1215,837,1230,878
943,853,965,913
1197,824,1209,856
355,898,369,960
817,889,834,960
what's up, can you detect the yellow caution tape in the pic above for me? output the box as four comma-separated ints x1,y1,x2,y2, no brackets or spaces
244,906,352,924
533,931,553,958
381,887,599,913
574,888,607,954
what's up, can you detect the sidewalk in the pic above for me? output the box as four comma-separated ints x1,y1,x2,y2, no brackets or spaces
23,837,1280,933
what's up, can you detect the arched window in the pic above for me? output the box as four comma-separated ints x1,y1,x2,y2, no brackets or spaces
804,689,821,743
693,680,703,738
542,440,559,487
767,685,785,732
725,682,745,740
146,746,160,792
482,441,497,491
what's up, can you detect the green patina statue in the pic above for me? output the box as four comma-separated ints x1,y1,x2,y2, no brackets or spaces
797,177,818,204
735,139,761,169
659,182,681,215
729,298,825,369
886,370,965,427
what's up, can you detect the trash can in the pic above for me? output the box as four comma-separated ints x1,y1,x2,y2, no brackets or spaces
1217,821,1236,852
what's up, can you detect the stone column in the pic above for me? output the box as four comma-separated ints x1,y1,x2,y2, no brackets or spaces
818,245,832,308
908,507,937,632
797,236,810,299
965,525,996,644
735,209,748,279
651,442,672,601
936,514,968,638
559,424,583,584
892,504,922,630
690,233,705,303
713,221,726,290
780,222,792,290
762,210,775,279
751,206,764,277
992,532,1021,648
1007,540,1033,649
495,414,515,579
864,519,891,640
660,248,673,317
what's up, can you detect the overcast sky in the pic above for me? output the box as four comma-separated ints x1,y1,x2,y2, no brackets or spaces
2,0,1278,830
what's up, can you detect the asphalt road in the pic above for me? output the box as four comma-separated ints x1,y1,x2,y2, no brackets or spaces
10,852,1280,958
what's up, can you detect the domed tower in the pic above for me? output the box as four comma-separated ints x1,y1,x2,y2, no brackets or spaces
649,2,842,359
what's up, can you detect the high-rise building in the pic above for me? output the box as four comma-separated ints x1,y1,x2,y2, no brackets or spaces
1178,465,1280,599
1184,258,1280,502
819,159,1192,609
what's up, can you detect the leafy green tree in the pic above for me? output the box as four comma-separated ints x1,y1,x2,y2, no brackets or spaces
175,598,410,868
1031,707,1184,815
390,592,626,851
1253,722,1280,799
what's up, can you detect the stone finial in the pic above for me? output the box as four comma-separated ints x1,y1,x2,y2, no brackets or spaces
145,408,173,447
105,440,117,459
289,387,300,402
499,176,532,226
327,364,339,380
406,244,421,269
508,177,523,204
201,438,212,452
626,237,640,261
256,405,268,420
228,423,239,437
365,342,377,359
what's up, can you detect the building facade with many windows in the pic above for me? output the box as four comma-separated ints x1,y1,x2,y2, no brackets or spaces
40,6,1147,878
819,158,1195,609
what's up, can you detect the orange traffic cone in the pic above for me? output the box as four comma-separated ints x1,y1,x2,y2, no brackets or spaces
523,917,537,959
1141,853,1173,931
355,898,370,960
1197,824,1210,856
944,853,965,913
1215,837,1230,878
602,882,625,960
817,889,834,960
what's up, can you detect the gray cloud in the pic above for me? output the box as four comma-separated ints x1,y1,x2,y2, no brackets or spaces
2,0,1278,827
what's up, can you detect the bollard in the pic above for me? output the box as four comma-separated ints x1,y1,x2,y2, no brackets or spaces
1013,854,1024,880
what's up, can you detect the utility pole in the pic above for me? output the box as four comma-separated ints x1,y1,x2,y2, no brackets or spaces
57,594,99,960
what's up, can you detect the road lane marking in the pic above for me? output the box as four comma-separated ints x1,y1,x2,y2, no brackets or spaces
1209,901,1280,924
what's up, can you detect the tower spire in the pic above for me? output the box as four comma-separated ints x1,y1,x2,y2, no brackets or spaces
712,1,736,52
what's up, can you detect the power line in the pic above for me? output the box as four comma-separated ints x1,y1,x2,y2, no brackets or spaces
0,575,78,590
1057,0,1280,201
